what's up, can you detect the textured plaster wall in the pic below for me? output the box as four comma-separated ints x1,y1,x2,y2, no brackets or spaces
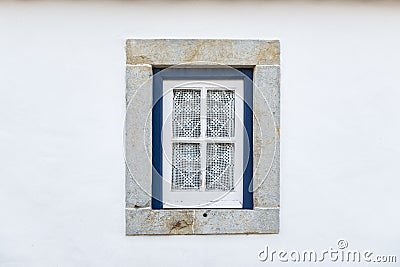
0,1,399,266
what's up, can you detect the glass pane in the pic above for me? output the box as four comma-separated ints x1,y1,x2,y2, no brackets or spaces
173,89,201,137
206,90,235,137
206,143,234,191
172,143,201,190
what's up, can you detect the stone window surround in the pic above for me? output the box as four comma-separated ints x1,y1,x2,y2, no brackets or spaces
125,39,280,235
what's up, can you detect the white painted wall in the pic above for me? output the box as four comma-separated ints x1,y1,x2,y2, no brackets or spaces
0,1,399,266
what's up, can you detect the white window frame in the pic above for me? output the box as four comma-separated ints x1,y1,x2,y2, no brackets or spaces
162,80,244,208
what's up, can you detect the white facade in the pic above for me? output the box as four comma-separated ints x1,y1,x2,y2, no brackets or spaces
0,1,399,266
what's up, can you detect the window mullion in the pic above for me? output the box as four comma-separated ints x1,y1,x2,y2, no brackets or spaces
200,86,207,192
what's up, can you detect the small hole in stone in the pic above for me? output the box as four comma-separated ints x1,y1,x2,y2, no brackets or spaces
203,213,207,217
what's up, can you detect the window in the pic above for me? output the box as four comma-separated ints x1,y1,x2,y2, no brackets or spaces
125,39,280,235
158,73,248,209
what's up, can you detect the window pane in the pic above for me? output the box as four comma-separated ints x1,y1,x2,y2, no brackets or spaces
173,89,201,137
206,143,234,191
172,143,201,190
206,90,235,137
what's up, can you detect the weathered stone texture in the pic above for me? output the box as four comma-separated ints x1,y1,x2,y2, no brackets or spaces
126,208,278,235
125,65,152,208
126,39,280,66
253,66,280,208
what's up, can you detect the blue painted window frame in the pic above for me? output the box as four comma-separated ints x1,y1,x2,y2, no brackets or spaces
152,68,253,209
